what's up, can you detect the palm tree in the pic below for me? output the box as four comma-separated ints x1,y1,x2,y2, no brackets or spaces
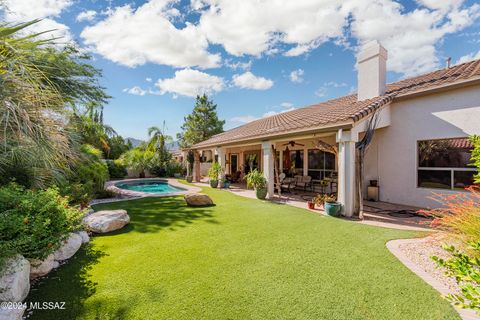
119,148,155,178
147,122,173,167
0,21,80,187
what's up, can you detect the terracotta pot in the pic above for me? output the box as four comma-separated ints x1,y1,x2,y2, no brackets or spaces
307,201,315,209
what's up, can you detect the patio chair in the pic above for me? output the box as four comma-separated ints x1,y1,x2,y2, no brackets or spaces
229,171,242,183
294,176,313,191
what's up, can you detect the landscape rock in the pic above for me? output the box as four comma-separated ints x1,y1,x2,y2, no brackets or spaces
184,193,214,206
0,306,25,320
29,254,55,279
53,233,82,261
76,230,90,244
83,209,130,233
0,255,30,302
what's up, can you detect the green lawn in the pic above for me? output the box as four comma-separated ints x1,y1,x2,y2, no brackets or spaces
26,183,459,319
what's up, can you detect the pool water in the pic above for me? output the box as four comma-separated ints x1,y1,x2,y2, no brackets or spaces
116,181,183,194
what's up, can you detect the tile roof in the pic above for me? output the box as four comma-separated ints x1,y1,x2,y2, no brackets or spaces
194,59,480,148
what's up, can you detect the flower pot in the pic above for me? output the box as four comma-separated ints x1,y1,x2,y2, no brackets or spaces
255,187,268,200
324,201,342,216
223,181,231,189
307,201,315,209
210,180,219,188
186,176,193,183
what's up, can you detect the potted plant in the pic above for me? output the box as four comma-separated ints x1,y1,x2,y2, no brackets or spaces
312,194,325,208
223,178,231,189
208,162,222,188
245,169,268,200
307,199,315,209
323,195,341,216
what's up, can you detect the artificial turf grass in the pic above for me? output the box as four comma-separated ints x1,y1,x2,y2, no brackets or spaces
26,184,459,320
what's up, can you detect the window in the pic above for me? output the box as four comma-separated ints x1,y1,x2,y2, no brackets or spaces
307,149,336,180
291,150,304,175
417,138,476,190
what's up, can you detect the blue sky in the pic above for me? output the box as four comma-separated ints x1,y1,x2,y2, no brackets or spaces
2,0,480,140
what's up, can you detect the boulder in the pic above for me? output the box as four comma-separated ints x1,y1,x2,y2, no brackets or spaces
0,306,25,320
83,210,130,233
76,231,90,244
53,233,82,261
0,255,30,302
184,193,214,206
29,254,55,279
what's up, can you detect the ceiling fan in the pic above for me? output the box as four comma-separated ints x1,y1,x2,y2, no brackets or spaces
282,140,304,147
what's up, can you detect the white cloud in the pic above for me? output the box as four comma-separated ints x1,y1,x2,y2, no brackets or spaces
280,102,293,108
231,105,296,124
146,77,153,82
155,69,225,98
199,0,346,57
225,59,252,71
230,115,258,124
289,69,304,83
1,0,74,44
2,0,72,20
123,86,147,96
349,0,480,75
315,87,328,98
315,81,349,98
456,51,480,64
416,0,463,12
324,81,347,88
81,0,220,69
196,0,480,76
76,10,97,22
232,72,274,90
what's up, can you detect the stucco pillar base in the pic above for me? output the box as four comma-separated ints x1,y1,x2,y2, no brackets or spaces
336,130,357,217
262,141,275,198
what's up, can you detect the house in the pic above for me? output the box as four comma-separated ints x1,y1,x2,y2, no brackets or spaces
192,41,480,216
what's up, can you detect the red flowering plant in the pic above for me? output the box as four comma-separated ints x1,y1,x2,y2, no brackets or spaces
419,186,480,245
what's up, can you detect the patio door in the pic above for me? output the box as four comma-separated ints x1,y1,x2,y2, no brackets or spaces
231,154,238,173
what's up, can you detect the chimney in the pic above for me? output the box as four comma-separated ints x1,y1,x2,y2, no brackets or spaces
357,41,388,101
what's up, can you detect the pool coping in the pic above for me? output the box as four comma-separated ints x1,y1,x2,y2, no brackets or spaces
106,178,201,198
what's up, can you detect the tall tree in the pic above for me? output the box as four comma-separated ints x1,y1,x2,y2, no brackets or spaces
177,94,225,148
0,21,110,188
148,122,173,167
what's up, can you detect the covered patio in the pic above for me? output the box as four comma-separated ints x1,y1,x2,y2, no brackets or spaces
190,108,390,218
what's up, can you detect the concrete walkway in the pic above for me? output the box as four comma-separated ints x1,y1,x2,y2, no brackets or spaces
200,181,433,232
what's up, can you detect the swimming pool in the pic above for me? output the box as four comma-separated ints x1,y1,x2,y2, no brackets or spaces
115,180,184,194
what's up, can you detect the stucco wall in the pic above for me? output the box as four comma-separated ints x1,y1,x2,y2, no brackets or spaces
363,85,480,208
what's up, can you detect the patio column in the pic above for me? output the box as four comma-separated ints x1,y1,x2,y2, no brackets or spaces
279,149,283,173
303,147,308,176
336,130,357,217
262,141,274,198
216,147,226,187
193,150,201,182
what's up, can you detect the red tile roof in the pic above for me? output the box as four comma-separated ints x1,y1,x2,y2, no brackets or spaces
194,59,480,148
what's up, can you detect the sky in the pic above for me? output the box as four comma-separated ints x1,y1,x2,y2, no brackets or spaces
1,0,480,140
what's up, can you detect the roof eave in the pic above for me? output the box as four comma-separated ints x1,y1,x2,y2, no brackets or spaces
192,121,353,149
394,76,480,101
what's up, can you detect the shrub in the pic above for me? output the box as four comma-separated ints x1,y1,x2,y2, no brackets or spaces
166,161,186,177
419,186,480,245
245,169,266,189
207,162,222,181
432,242,480,314
107,160,127,179
0,183,84,273
471,135,480,184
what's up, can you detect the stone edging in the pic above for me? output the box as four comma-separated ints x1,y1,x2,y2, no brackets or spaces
387,238,479,320
105,178,201,198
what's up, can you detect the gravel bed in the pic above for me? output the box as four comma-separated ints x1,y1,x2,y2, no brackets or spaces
397,234,460,294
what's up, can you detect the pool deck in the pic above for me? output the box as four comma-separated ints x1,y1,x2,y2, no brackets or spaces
106,178,201,198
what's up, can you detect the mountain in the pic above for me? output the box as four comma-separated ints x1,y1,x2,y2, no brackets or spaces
125,137,143,147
